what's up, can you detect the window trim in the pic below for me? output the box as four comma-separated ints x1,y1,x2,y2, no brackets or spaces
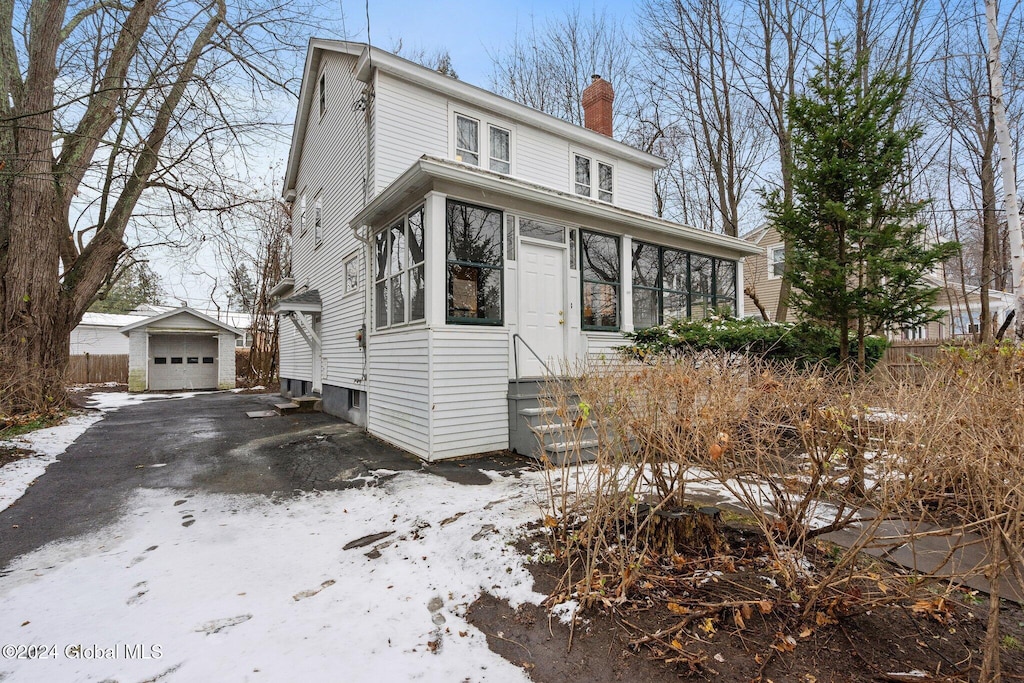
298,193,307,236
450,107,516,175
343,251,360,296
313,194,323,247
579,229,621,331
373,205,426,331
768,244,785,280
454,113,480,166
445,198,504,326
572,151,615,204
488,124,511,174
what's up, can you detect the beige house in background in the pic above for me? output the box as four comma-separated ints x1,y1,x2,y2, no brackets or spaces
742,226,1015,340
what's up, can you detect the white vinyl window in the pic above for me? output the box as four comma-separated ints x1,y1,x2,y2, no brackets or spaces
574,153,614,203
454,111,514,174
489,126,511,173
313,196,323,246
598,162,613,202
344,252,359,295
298,193,307,236
574,155,591,197
455,115,479,165
769,245,785,279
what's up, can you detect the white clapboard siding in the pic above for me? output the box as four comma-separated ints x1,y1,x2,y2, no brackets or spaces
374,72,448,191
70,325,130,355
367,328,430,458
585,331,628,363
516,127,570,191
615,161,657,215
285,51,369,391
430,328,509,459
278,317,311,381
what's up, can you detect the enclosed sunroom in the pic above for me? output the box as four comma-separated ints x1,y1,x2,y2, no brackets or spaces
351,155,761,461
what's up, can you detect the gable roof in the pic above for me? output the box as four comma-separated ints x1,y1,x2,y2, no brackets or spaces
284,39,666,198
118,306,242,336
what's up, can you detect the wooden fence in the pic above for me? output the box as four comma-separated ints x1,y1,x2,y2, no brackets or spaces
879,340,969,382
68,354,128,384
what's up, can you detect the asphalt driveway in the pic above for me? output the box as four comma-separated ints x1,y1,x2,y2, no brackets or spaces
0,391,523,569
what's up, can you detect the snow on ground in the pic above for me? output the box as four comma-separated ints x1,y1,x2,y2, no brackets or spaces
0,392,197,512
0,470,548,683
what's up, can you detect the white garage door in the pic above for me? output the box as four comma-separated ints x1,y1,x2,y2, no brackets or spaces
149,334,219,390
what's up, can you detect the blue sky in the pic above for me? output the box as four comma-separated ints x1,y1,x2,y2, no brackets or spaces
342,0,635,87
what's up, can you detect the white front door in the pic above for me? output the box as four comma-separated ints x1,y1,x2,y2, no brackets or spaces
517,241,565,377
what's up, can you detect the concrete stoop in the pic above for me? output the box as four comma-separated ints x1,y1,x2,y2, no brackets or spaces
275,395,322,415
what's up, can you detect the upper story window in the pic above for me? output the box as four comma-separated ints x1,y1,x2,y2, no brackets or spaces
574,153,614,203
447,200,503,325
455,115,479,165
318,72,326,118
489,126,511,173
454,112,513,174
374,206,425,330
298,193,307,236
580,230,620,330
313,195,323,246
768,244,785,278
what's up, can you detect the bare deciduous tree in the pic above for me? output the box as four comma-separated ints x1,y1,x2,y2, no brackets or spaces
0,0,311,415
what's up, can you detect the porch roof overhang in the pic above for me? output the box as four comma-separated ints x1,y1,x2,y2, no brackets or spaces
349,156,762,258
272,289,323,314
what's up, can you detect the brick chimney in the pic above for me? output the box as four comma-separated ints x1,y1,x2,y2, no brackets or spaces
581,74,614,137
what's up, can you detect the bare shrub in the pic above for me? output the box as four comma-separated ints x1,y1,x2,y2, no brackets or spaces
539,356,919,615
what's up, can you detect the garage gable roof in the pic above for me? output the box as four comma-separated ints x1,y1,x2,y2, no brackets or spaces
118,306,242,336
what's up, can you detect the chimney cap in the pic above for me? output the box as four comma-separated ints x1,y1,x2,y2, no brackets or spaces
591,74,601,81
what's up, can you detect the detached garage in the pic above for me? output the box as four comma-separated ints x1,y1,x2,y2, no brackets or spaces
120,306,241,392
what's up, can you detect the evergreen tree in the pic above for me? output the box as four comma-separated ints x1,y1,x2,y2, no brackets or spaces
765,43,958,369
89,261,164,314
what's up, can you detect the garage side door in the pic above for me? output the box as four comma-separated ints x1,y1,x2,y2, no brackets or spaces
149,335,219,390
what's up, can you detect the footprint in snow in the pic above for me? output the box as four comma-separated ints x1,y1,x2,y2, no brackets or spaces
195,614,252,635
292,579,336,602
127,582,148,606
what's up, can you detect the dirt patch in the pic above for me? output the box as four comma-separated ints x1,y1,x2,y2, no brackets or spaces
0,445,33,469
468,532,1024,682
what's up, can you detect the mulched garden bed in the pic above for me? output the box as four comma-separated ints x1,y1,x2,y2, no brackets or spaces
468,525,1024,682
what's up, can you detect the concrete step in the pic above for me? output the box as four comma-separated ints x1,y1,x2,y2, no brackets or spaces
274,402,299,415
292,396,322,413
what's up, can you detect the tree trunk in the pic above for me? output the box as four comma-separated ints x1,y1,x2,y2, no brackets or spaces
980,115,998,343
985,0,1024,342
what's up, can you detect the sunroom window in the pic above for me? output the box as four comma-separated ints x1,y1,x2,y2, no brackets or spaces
446,200,503,325
373,206,425,330
631,240,738,327
580,231,619,330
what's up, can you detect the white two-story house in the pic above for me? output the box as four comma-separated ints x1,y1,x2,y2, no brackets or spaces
275,39,760,461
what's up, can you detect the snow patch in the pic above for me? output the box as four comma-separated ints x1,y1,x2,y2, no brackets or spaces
0,470,548,682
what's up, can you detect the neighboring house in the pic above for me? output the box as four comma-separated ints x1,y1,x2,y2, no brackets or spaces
120,306,241,392
742,226,1014,339
70,312,147,355
276,39,760,461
